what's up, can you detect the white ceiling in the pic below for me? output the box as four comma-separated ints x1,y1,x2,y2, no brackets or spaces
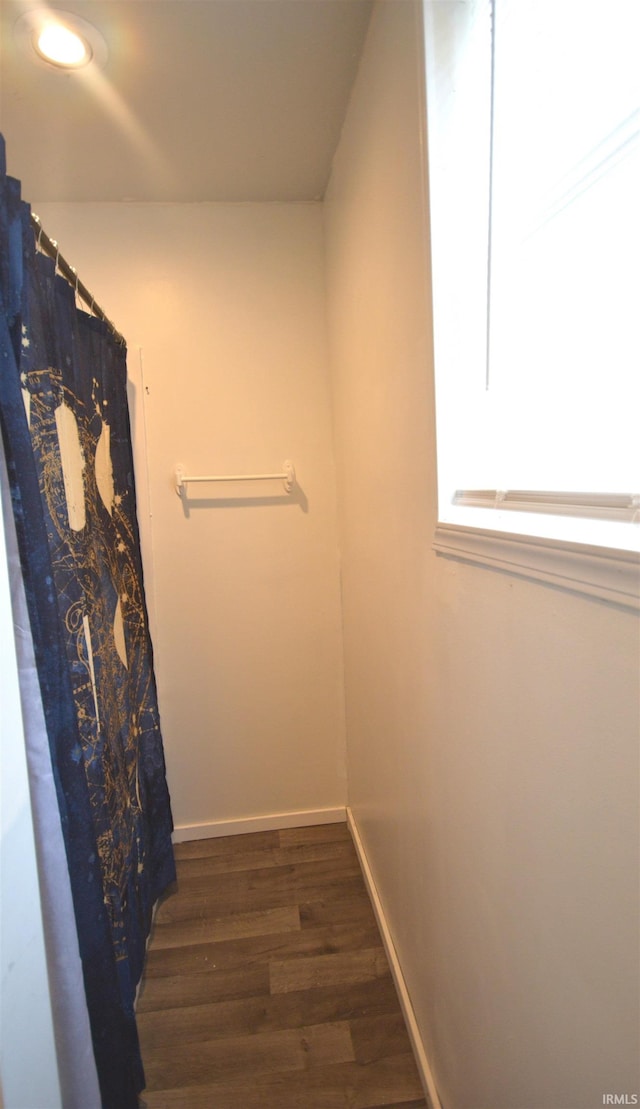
0,0,372,203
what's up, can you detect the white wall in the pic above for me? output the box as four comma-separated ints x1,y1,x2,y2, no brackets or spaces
324,4,639,1109
34,200,347,834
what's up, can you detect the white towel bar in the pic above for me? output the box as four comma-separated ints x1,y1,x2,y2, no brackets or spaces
175,461,295,497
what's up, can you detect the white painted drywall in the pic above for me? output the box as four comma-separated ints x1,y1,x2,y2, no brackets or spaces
33,201,347,832
323,4,639,1108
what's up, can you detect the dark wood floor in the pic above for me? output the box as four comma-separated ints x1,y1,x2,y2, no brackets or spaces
137,821,428,1108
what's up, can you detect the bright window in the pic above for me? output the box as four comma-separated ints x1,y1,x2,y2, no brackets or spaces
423,0,640,562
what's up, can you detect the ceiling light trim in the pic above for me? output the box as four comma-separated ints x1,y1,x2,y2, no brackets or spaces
15,9,108,73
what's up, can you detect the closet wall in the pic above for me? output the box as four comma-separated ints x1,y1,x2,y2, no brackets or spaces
323,4,639,1109
33,199,347,835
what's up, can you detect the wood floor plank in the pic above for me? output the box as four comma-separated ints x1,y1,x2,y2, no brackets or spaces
138,977,403,1050
143,1020,355,1090
155,862,367,928
150,904,300,948
141,1054,427,1108
174,838,358,879
350,1013,416,1066
137,964,270,1011
142,917,385,988
151,871,367,921
270,946,390,995
278,822,352,847
372,1100,429,1108
173,830,280,860
298,891,377,929
173,854,363,897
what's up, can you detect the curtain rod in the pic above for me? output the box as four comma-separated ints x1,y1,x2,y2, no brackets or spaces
30,213,126,347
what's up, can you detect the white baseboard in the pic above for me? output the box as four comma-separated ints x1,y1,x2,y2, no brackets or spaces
346,807,442,1109
172,806,347,843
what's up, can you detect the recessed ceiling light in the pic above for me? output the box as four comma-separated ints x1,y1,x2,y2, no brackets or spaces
15,9,108,72
35,22,91,68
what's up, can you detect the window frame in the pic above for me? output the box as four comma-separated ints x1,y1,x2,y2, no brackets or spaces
433,521,640,609
420,0,640,609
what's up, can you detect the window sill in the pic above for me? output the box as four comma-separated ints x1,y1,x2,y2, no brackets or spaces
433,522,640,610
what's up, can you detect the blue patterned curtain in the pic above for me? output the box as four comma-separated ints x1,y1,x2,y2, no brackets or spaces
0,135,175,1108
